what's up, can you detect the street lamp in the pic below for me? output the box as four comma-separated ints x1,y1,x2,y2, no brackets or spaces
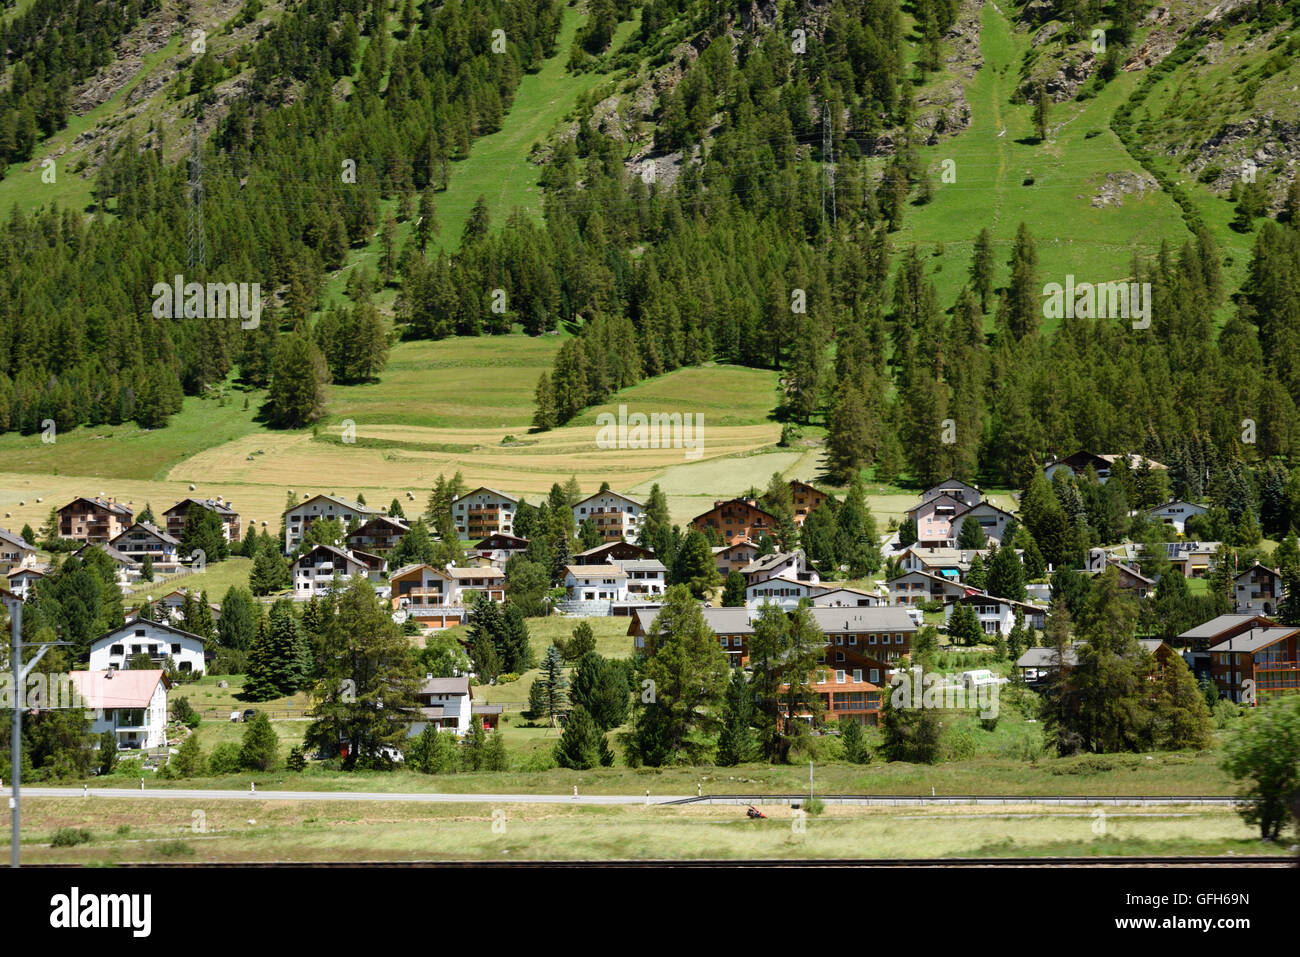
4,591,73,867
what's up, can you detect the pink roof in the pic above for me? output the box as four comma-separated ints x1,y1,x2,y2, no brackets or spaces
69,670,167,709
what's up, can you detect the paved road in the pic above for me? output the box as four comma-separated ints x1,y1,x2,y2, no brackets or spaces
2,788,1243,807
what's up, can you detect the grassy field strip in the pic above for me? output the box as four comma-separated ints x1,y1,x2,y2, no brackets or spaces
9,798,1276,863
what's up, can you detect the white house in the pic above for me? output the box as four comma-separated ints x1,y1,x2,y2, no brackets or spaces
1145,500,1209,535
887,569,973,606
451,487,518,540
573,490,644,542
945,592,1046,636
810,586,881,608
0,527,37,574
89,619,207,675
293,544,372,598
740,549,819,587
409,676,474,736
470,533,530,568
746,575,830,611
612,558,666,596
73,543,140,585
564,564,629,602
69,669,170,751
6,565,45,600
1234,563,1285,616
284,494,376,552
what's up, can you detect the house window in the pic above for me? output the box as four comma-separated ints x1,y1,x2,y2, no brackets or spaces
732,637,743,647
853,669,862,682
835,651,845,662
110,644,124,656
171,644,181,654
836,670,846,683
870,669,880,683
135,629,146,637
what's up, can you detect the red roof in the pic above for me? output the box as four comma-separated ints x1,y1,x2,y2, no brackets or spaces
69,670,167,709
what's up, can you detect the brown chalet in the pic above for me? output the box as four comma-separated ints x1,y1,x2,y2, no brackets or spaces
163,498,241,543
58,497,133,544
690,499,777,545
1209,625,1300,704
788,480,827,526
347,515,410,554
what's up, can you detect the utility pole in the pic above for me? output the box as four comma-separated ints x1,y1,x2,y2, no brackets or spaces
5,593,72,868
187,120,206,271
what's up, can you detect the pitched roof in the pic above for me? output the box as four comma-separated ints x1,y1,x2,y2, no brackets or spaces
420,676,471,696
809,606,918,633
572,490,644,509
0,527,34,550
453,487,519,504
165,497,238,517
1178,614,1275,641
74,543,139,566
287,493,374,515
566,564,628,578
1016,645,1081,669
473,533,529,548
91,618,208,647
446,565,504,579
1208,626,1300,654
611,559,666,573
69,670,167,710
112,522,180,546
61,496,133,517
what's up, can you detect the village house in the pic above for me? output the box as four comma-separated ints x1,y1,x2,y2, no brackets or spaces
1234,562,1285,616
563,564,629,605
690,498,777,545
811,586,881,608
346,515,410,555
6,565,45,600
69,670,170,751
293,544,373,599
1165,541,1220,578
388,563,506,629
945,592,1046,636
712,540,760,578
284,494,375,552
148,587,222,626
1209,624,1300,703
89,619,207,675
887,569,973,606
745,575,830,611
1176,612,1279,680
628,605,917,670
0,527,37,574
899,546,971,578
1043,451,1167,484
740,549,819,587
163,497,241,543
572,490,643,542
109,522,182,575
471,533,530,568
612,558,667,596
788,480,827,526
451,487,518,540
782,671,884,728
1015,644,1081,682
951,501,1016,546
906,493,969,548
1097,559,1155,598
1145,500,1209,535
58,496,134,544
408,676,474,736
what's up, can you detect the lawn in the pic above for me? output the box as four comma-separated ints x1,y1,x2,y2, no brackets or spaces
9,798,1278,863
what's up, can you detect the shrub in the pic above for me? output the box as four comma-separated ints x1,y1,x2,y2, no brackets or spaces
50,827,93,847
286,746,307,771
155,840,194,857
804,797,825,817
208,742,242,774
